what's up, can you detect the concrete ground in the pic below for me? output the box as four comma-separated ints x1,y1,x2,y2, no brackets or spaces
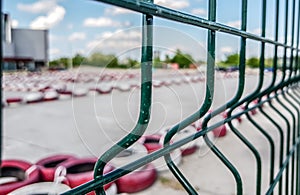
3,68,297,194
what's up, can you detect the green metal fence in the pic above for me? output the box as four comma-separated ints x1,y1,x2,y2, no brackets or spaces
2,0,298,194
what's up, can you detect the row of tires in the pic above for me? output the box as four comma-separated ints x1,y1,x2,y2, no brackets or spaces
3,72,137,85
1,102,262,194
0,154,153,195
0,122,230,195
3,76,206,108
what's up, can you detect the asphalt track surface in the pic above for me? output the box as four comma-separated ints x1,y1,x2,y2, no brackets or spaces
4,68,290,194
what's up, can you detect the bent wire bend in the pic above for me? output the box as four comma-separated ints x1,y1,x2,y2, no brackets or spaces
93,2,153,194
202,0,247,194
162,0,216,193
58,0,300,194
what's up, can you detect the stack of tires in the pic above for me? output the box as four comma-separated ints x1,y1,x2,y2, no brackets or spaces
1,152,158,194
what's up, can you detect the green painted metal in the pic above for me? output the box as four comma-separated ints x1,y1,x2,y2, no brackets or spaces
55,0,300,194
92,1,153,194
0,0,2,171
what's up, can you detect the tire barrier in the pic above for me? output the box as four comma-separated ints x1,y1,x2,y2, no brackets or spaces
6,97,23,105
110,143,157,193
24,92,44,104
212,124,227,138
221,110,243,123
0,160,40,195
115,164,157,193
139,135,182,172
43,90,59,101
72,88,88,97
159,126,198,156
152,80,163,88
115,83,131,92
138,134,162,153
59,157,116,195
2,70,238,108
36,154,76,182
8,182,71,195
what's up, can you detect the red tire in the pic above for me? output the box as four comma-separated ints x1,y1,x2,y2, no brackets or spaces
95,84,112,94
43,91,59,101
6,97,23,104
109,144,156,193
116,164,157,193
159,126,198,156
8,182,70,194
139,135,182,172
57,90,72,95
221,111,242,123
25,92,44,104
181,145,198,156
60,158,114,195
212,124,227,137
36,154,76,182
72,89,88,97
139,135,162,153
241,105,257,116
0,160,40,194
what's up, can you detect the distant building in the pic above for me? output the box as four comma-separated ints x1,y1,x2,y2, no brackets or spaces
2,13,48,71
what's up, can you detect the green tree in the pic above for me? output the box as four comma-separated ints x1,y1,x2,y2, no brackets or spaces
49,57,69,68
170,49,195,69
264,58,273,68
223,53,240,65
87,52,118,68
165,54,171,63
246,57,259,68
72,53,86,67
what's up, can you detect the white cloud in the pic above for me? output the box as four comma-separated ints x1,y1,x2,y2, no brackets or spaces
11,19,19,28
86,29,141,53
67,24,74,30
30,5,66,29
249,28,261,35
49,34,59,42
220,47,233,54
49,48,60,55
155,0,189,9
105,7,134,15
68,32,86,42
17,0,57,14
226,20,241,29
83,17,122,27
191,8,206,16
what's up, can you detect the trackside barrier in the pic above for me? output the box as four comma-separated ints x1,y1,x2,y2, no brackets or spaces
1,0,299,194
64,0,299,194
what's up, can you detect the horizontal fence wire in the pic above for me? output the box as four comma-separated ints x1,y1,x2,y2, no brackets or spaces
57,0,300,194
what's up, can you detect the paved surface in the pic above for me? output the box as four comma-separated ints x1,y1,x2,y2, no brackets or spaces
3,68,294,194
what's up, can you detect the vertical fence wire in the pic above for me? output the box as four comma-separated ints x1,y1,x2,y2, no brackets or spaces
92,1,153,194
47,0,299,194
0,0,3,171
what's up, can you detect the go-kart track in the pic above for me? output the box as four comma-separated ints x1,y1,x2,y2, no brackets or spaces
2,67,288,194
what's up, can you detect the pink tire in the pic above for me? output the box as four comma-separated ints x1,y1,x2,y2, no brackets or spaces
36,154,76,182
6,97,23,104
159,126,199,156
212,124,227,137
60,158,114,195
43,91,59,101
139,135,182,172
221,111,242,123
116,164,157,193
110,143,156,193
25,92,44,104
8,182,70,194
0,160,40,194
139,135,162,153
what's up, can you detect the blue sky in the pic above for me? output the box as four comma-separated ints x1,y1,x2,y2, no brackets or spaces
3,0,298,61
